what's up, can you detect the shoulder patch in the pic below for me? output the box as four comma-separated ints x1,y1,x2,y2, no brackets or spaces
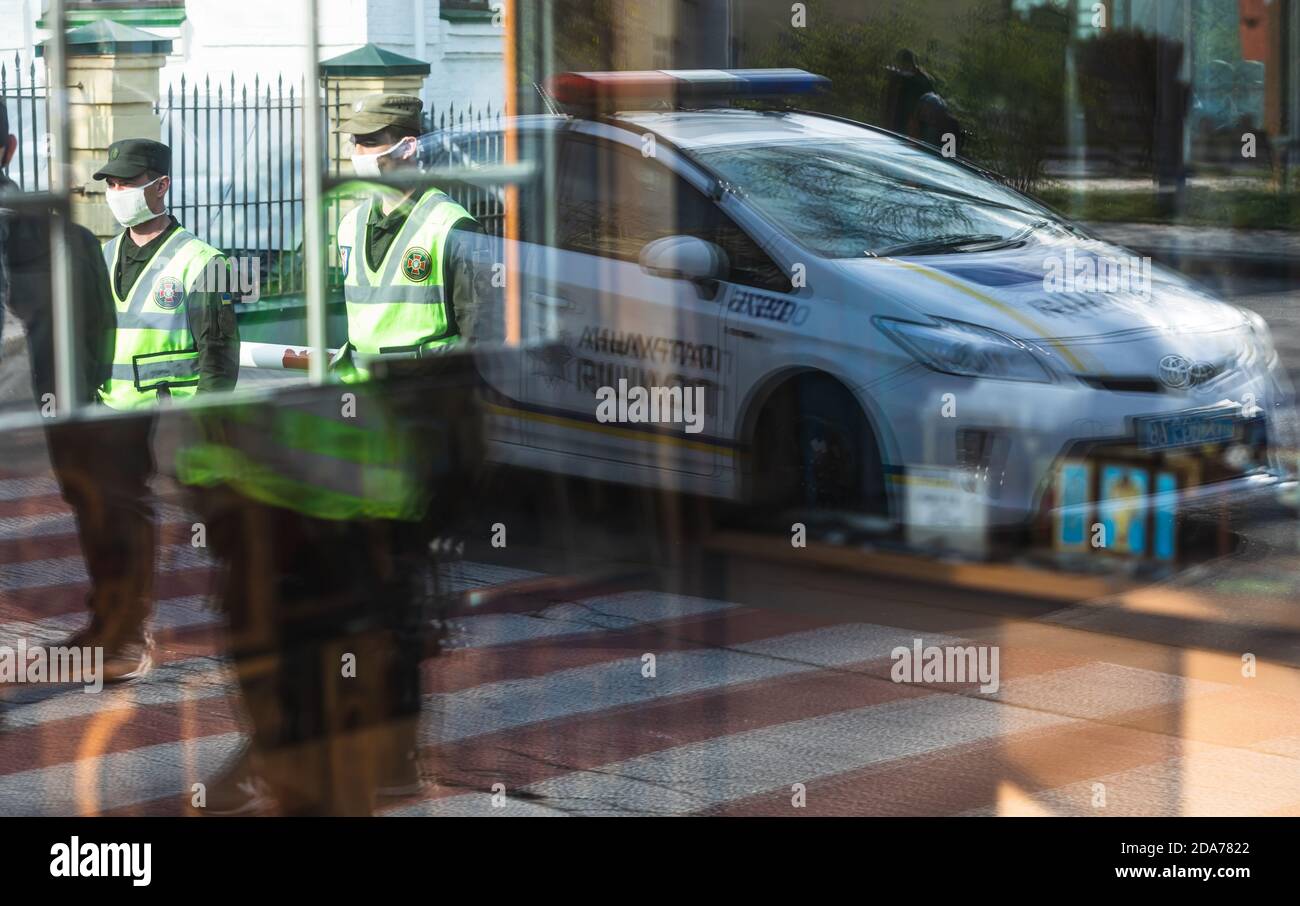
339,245,352,280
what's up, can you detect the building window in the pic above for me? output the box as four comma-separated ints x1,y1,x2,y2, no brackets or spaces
441,0,496,23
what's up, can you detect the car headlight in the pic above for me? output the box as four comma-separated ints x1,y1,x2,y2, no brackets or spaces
875,317,1052,383
1238,307,1279,366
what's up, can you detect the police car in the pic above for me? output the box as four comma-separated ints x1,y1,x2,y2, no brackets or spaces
426,69,1297,560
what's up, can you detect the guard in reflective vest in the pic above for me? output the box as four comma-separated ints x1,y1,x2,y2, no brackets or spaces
331,93,483,381
94,139,240,409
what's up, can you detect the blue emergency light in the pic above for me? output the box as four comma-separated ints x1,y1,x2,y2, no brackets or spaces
546,69,830,109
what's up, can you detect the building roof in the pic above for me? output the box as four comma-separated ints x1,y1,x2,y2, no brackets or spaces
320,43,430,78
36,20,174,57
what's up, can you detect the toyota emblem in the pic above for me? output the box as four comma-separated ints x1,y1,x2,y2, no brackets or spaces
1158,354,1191,388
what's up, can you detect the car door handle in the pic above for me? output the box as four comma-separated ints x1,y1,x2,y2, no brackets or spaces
527,292,583,313
525,292,581,341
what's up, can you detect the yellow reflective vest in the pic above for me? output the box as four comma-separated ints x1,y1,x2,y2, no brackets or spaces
174,385,430,523
337,187,472,381
100,228,222,409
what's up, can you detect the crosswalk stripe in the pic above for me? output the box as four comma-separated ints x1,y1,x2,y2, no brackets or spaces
0,590,748,757
0,477,60,502
0,545,214,593
426,622,962,746
2,595,218,644
393,661,1226,817
0,732,247,817
2,617,922,813
393,695,1070,816
0,504,193,543
444,590,735,650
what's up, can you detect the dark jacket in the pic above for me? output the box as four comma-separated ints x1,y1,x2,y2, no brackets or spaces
882,66,937,137
0,173,116,406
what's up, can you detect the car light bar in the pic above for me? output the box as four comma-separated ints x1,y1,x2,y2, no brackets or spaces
545,69,830,109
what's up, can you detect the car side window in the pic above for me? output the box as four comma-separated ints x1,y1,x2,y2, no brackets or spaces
557,136,792,294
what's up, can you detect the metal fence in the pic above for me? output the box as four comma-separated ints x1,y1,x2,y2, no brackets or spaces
158,75,504,298
323,79,507,239
0,53,48,193
3,61,504,299
416,99,507,238
157,74,309,297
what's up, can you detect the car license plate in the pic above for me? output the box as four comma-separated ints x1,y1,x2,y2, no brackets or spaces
1135,411,1237,451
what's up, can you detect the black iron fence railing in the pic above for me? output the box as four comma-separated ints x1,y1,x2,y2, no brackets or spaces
0,53,48,193
5,61,505,300
160,75,503,299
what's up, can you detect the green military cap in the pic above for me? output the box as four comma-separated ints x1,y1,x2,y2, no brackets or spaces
93,138,171,180
333,93,423,136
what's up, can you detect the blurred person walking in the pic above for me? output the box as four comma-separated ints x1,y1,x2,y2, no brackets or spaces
182,93,489,814
0,109,159,682
174,365,482,815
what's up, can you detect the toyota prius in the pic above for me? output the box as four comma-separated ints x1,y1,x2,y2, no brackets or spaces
423,69,1297,565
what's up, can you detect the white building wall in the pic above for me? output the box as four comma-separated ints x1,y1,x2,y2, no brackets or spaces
179,0,506,115
0,0,39,69
429,14,504,113
167,0,504,117
171,0,372,88
364,0,504,114
3,0,504,116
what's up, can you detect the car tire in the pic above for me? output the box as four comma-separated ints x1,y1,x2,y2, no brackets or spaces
751,375,888,518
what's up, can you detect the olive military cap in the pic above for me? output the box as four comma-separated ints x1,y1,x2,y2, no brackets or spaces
92,139,171,180
332,93,423,136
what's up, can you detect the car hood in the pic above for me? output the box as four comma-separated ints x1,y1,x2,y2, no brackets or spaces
835,235,1259,384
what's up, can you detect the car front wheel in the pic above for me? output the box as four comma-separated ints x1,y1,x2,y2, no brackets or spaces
751,375,888,519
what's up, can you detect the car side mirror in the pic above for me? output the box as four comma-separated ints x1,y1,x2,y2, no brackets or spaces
638,235,729,283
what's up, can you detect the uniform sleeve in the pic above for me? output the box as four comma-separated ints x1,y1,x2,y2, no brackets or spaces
187,256,241,394
443,220,492,346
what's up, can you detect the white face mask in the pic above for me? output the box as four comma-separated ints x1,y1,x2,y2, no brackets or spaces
350,141,402,178
107,177,163,228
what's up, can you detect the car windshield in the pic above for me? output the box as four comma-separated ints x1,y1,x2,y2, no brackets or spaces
691,138,1064,258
